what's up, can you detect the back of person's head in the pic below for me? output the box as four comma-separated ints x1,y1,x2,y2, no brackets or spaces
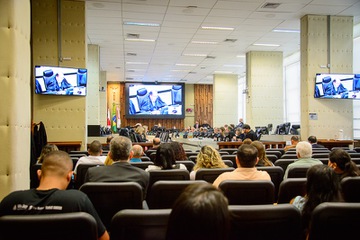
194,145,226,170
242,138,253,145
132,144,143,158
166,183,230,240
41,150,73,178
308,135,317,144
243,124,251,130
37,144,59,163
236,144,258,168
329,149,360,177
302,164,342,228
291,135,300,143
88,140,102,155
106,135,113,144
170,141,187,161
153,137,161,147
296,141,313,158
251,141,266,160
110,136,132,161
155,143,176,169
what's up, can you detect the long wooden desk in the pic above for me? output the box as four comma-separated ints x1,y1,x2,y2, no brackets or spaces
317,139,355,150
48,141,82,152
217,141,286,149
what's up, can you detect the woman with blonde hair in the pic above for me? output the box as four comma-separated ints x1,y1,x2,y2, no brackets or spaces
251,141,274,166
190,145,227,180
37,144,59,164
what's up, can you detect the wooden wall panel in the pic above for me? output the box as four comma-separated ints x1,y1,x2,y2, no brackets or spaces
194,84,213,127
119,83,184,130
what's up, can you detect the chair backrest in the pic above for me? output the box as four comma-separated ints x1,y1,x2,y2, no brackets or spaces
312,153,329,159
277,178,307,204
195,167,235,183
287,167,310,178
79,182,143,231
265,150,282,159
111,209,171,240
148,169,190,195
266,154,278,163
280,154,298,159
341,176,360,202
218,148,239,154
221,154,237,167
219,180,275,205
69,150,89,155
75,163,104,189
186,152,198,160
0,212,98,240
130,161,154,170
140,156,151,161
223,159,234,167
218,151,229,156
311,148,330,153
257,166,284,202
188,155,198,163
147,180,207,209
349,153,360,158
229,204,303,240
308,202,360,240
274,159,295,172
176,160,195,172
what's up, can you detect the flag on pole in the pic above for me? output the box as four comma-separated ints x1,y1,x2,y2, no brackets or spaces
112,103,117,133
107,108,111,127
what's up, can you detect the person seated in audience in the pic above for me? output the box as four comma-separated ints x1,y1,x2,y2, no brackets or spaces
170,141,187,161
284,135,300,152
84,136,149,197
242,138,253,145
74,140,106,176
190,145,228,180
194,120,200,129
308,135,325,148
232,128,243,142
0,151,109,240
103,135,113,150
145,137,161,157
134,125,147,142
37,144,59,163
291,164,343,237
130,144,143,163
104,154,114,166
213,144,271,188
200,120,212,129
145,143,187,171
283,141,323,179
215,126,226,141
328,148,360,180
241,124,258,141
166,182,230,240
251,141,274,167
235,117,244,129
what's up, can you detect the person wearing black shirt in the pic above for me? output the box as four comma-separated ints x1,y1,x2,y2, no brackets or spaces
241,124,258,141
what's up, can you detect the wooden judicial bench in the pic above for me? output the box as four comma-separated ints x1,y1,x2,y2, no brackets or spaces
48,141,82,152
217,141,286,150
317,139,355,150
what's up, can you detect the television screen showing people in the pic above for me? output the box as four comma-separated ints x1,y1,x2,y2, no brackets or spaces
35,65,87,96
126,82,185,119
314,73,360,99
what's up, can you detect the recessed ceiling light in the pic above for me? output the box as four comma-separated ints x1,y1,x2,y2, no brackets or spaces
253,43,280,47
272,29,300,33
175,63,197,67
125,38,156,42
124,21,160,27
214,71,233,74
183,53,207,57
201,26,234,31
126,62,148,65
236,55,246,58
171,69,190,72
191,41,218,44
223,64,243,67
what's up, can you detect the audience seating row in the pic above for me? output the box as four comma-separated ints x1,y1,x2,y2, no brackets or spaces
4,202,359,240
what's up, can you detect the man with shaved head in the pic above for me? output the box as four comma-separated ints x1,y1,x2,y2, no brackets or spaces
0,151,109,240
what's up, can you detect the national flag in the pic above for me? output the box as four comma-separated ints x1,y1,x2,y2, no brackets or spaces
107,108,111,127
112,103,117,133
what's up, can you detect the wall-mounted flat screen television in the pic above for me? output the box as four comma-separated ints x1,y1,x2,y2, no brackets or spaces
125,82,185,119
314,73,360,99
34,65,87,96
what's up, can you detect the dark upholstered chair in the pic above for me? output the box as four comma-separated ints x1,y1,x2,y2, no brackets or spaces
218,148,239,154
136,88,149,111
219,180,275,205
312,153,329,159
308,202,360,240
257,166,284,202
223,159,234,167
265,150,282,159
140,156,151,161
229,204,303,240
222,154,237,167
266,154,278,163
171,85,182,104
287,167,310,178
75,163,103,189
186,152,198,160
353,73,360,91
147,180,207,209
274,159,295,172
277,178,307,204
0,212,98,240
77,68,87,86
111,209,171,240
79,182,143,231
341,176,360,202
175,160,195,172
280,154,298,159
130,161,154,170
195,167,235,183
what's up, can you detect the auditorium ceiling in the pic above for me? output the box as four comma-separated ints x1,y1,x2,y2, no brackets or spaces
85,0,360,84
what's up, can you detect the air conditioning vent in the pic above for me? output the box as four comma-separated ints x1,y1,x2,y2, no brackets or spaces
206,55,216,59
127,70,135,72
180,79,187,82
126,77,134,80
224,38,237,43
126,33,140,39
189,71,197,74
127,52,137,56
261,2,281,9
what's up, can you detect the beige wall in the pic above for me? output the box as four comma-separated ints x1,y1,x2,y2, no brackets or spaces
184,84,195,128
300,15,353,140
32,0,87,149
246,51,284,128
87,44,100,126
213,74,238,127
99,71,107,127
0,0,31,198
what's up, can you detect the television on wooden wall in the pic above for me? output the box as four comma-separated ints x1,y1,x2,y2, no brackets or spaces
125,82,185,119
34,65,87,96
